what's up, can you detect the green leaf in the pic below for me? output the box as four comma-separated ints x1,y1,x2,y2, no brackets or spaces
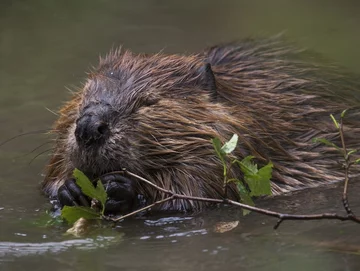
347,149,358,156
341,109,348,118
61,206,100,224
237,156,272,197
95,180,108,209
212,137,227,176
236,182,255,216
73,169,98,199
221,134,239,154
355,159,360,164
73,169,108,206
212,137,225,164
238,156,257,175
252,162,273,195
247,163,272,196
330,114,339,129
313,138,340,150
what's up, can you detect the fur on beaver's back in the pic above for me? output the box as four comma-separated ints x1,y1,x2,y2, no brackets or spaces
42,37,360,212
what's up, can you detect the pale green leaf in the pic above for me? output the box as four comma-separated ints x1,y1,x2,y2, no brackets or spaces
355,159,360,164
313,138,340,150
221,134,239,154
347,149,358,156
212,137,227,176
330,114,339,129
61,206,100,224
226,178,238,184
341,109,348,118
212,137,225,164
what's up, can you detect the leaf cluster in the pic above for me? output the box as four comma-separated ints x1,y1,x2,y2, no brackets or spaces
212,134,273,215
61,169,108,224
313,111,360,164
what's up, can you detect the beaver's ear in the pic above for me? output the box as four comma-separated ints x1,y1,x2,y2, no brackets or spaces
198,63,217,101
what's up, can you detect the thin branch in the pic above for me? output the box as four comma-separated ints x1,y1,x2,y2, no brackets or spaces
101,170,360,229
223,161,235,199
339,115,354,216
339,115,348,157
105,195,175,222
223,173,228,199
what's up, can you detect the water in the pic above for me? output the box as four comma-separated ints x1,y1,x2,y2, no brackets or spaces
1,0,360,270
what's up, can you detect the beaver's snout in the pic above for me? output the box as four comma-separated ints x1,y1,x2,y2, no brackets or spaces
75,103,111,147
75,115,109,147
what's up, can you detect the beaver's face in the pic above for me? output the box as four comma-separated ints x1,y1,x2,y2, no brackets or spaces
68,75,156,177
66,51,217,177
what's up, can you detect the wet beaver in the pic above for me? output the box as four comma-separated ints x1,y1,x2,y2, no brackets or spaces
42,37,360,215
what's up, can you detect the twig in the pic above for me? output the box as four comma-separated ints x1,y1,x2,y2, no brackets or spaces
339,115,354,216
223,161,235,199
104,195,175,222
223,174,228,199
102,170,360,229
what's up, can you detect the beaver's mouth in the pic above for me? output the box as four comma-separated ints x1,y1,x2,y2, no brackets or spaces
72,144,127,181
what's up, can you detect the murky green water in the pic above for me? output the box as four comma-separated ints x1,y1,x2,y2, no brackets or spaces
1,0,360,270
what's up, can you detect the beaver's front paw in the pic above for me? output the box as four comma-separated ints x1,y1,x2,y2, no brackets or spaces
58,178,90,207
100,173,137,215
57,174,136,216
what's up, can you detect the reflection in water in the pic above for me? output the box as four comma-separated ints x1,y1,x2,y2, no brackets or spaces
0,237,119,258
1,0,360,270
144,216,194,226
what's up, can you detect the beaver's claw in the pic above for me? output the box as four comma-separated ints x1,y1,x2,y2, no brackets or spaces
57,174,136,215
57,178,90,208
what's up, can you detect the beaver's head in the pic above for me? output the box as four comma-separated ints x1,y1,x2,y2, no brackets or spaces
66,49,223,178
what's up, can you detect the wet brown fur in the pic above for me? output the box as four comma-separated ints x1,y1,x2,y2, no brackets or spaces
42,37,360,211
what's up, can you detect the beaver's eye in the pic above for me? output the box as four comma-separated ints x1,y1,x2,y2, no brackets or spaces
107,70,119,79
101,67,121,80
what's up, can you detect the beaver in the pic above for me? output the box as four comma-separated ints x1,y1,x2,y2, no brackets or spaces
42,37,360,215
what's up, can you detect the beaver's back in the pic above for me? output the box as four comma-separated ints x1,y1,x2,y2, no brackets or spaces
205,39,360,193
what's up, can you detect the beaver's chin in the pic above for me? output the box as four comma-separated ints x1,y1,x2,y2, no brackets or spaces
71,148,124,179
76,163,123,181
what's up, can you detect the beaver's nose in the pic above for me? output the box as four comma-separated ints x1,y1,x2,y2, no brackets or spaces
75,114,110,147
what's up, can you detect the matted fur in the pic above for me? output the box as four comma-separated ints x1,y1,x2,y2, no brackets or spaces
43,37,360,211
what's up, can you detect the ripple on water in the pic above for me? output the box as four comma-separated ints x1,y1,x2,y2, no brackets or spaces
0,235,123,259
